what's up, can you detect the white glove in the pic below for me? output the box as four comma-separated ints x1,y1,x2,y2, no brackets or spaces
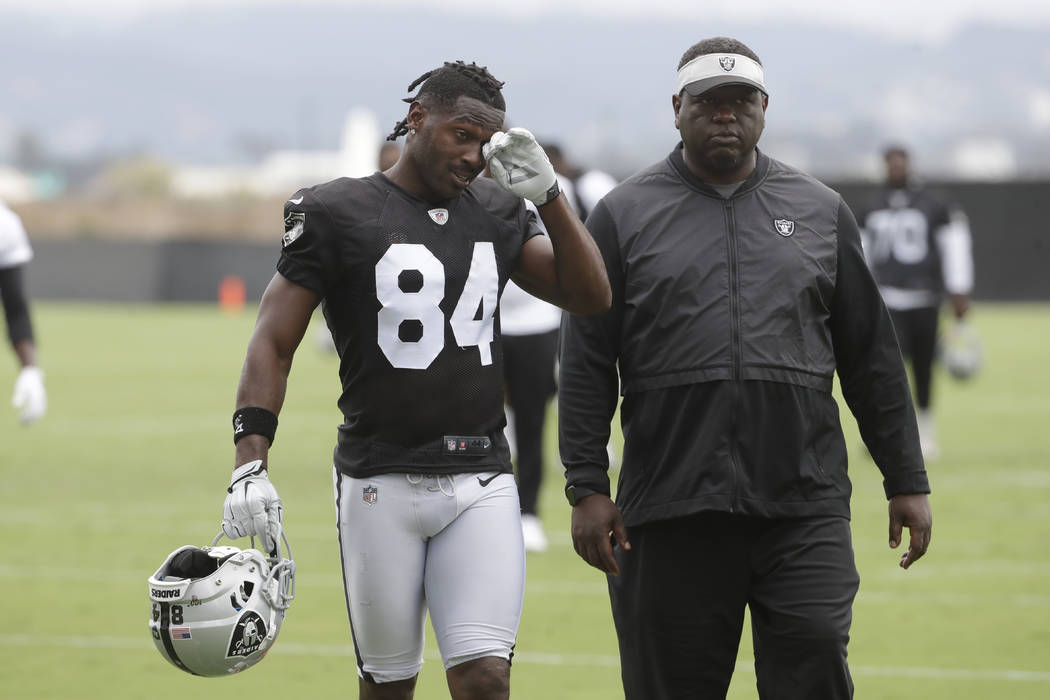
12,366,46,425
222,459,283,554
482,127,560,206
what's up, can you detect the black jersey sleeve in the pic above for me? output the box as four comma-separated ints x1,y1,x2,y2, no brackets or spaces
521,201,545,244
830,197,929,497
276,188,338,295
557,198,624,496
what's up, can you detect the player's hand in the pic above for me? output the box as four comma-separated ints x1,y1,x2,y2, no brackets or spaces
222,459,283,554
949,293,970,319
482,127,560,206
570,494,630,575
888,493,932,569
12,365,46,425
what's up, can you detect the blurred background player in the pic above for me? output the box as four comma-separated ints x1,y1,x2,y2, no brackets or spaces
544,143,617,221
0,199,46,425
499,171,574,553
500,275,559,553
858,145,974,460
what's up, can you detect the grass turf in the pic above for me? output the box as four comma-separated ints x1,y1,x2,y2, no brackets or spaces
1,302,1048,698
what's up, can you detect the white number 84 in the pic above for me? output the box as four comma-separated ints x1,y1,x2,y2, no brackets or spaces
375,242,498,370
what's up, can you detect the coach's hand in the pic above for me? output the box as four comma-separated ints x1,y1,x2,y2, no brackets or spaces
889,493,932,569
12,365,46,425
571,494,630,576
483,127,560,206
222,459,283,555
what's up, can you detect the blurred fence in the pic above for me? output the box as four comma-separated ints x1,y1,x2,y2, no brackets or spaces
26,239,276,303
23,180,1050,303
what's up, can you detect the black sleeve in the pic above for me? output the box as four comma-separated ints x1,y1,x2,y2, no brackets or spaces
830,197,930,498
0,264,34,345
557,199,624,496
275,188,338,295
521,199,546,244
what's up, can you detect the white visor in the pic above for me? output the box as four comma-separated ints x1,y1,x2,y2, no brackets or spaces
676,53,767,97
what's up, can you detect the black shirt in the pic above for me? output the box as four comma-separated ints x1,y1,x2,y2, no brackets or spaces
856,184,957,307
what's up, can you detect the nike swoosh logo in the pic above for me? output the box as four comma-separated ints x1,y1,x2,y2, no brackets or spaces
288,196,304,205
477,474,498,487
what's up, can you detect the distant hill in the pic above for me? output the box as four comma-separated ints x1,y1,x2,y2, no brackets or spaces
2,4,1049,177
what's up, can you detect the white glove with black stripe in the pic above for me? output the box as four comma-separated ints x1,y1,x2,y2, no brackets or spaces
222,459,283,554
483,127,560,206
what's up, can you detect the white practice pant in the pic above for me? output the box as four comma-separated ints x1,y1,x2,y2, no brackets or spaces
333,469,525,683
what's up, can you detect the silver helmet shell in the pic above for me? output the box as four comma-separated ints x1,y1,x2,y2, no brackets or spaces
147,533,295,677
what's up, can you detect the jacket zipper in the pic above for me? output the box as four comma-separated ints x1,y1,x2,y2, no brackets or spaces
724,198,742,513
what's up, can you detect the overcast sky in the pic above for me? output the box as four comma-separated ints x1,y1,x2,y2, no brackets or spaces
3,0,1050,42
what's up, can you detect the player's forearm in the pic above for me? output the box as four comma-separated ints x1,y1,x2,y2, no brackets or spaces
233,338,293,467
537,194,611,315
13,338,36,367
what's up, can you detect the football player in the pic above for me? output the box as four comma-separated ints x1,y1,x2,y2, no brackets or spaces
0,199,46,425
220,60,610,700
858,146,974,459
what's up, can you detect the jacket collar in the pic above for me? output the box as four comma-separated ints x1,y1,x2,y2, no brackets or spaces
667,142,770,197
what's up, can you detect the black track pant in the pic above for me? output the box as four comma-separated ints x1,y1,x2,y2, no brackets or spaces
609,512,859,700
889,306,940,410
0,265,34,344
502,329,558,515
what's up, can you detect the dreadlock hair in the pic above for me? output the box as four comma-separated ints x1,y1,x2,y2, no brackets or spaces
678,37,762,70
386,61,506,141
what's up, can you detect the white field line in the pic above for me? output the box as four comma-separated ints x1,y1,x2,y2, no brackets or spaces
3,565,1049,609
2,634,1049,682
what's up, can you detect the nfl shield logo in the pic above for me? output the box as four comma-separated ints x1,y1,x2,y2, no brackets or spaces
719,56,736,72
447,438,457,451
362,486,378,506
774,219,795,236
428,208,449,225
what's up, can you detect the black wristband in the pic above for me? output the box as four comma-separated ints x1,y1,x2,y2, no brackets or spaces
535,180,561,207
233,407,278,446
565,484,607,506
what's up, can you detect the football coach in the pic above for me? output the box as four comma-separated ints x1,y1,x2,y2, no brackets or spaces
558,36,933,699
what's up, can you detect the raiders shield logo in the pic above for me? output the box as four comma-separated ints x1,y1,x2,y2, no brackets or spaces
363,485,378,506
774,219,796,237
226,611,267,658
428,208,449,225
719,56,736,72
282,211,306,247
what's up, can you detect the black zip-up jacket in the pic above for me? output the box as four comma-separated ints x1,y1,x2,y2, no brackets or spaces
559,146,929,525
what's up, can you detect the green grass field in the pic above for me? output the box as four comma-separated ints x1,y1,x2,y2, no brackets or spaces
2,302,1049,699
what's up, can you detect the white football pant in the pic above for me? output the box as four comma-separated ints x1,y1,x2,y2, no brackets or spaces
334,469,525,683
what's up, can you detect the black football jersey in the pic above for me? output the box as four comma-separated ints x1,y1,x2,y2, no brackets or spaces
277,173,543,477
857,185,953,299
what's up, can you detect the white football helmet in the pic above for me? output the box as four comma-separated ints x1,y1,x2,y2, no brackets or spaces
939,320,983,380
147,531,295,677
